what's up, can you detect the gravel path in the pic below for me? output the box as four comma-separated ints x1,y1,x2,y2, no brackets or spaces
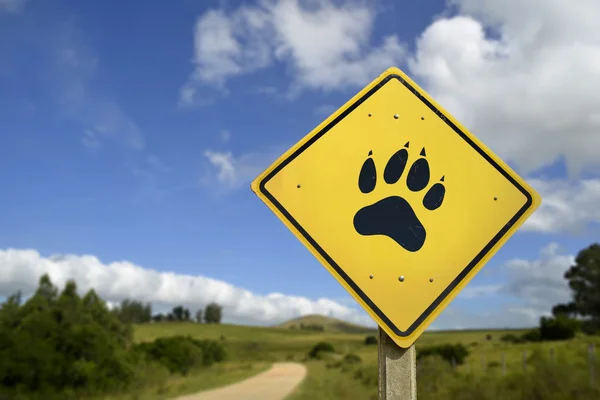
174,362,307,400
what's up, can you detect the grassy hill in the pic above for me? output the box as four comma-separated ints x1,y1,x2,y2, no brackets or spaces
276,314,377,334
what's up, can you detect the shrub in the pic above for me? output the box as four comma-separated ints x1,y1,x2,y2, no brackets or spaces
133,336,202,375
581,319,600,335
417,343,470,365
134,335,225,375
500,333,525,344
539,316,579,341
364,335,378,345
486,334,493,341
308,341,335,359
521,328,542,342
353,365,378,387
343,353,362,364
302,324,325,331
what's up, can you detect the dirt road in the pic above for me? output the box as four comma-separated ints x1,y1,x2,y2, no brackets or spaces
174,362,307,400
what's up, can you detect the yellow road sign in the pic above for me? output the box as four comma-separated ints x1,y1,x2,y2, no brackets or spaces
251,67,541,348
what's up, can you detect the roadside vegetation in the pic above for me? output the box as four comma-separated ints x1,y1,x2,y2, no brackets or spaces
1,242,598,399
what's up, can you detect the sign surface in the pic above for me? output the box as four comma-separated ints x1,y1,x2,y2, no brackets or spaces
251,67,541,348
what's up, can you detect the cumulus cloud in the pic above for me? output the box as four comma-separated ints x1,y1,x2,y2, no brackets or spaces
202,145,289,191
180,0,405,105
0,243,581,330
0,248,374,327
437,243,574,329
524,179,600,233
501,242,574,310
408,0,600,176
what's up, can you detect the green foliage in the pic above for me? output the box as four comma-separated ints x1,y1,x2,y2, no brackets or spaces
416,348,600,400
539,316,579,340
500,333,526,344
521,328,542,342
0,275,136,398
417,343,470,365
112,299,152,324
308,341,335,359
561,243,600,325
170,305,191,322
133,335,226,375
364,335,377,345
343,353,362,364
204,302,223,324
552,302,577,318
195,309,203,323
301,323,325,331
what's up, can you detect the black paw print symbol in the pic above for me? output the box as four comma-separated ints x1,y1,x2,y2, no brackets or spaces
352,142,446,252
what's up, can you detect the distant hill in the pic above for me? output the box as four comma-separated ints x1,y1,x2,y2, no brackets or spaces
277,314,377,334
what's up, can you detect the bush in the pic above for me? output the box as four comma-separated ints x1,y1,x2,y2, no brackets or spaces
539,316,579,341
500,333,525,344
486,334,493,341
521,329,542,342
133,335,225,375
417,343,470,365
308,341,335,359
302,324,325,331
353,365,378,387
364,335,378,345
581,319,600,335
343,353,362,364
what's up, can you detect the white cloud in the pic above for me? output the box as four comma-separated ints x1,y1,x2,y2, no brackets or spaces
314,104,337,116
204,150,237,186
202,145,288,192
436,243,574,329
408,0,600,176
457,284,502,299
180,0,405,104
524,179,600,233
0,0,27,13
0,248,373,326
501,242,574,310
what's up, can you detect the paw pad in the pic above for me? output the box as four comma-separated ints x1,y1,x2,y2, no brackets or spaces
353,143,446,252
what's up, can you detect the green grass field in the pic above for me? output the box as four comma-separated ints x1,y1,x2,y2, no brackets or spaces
131,316,600,399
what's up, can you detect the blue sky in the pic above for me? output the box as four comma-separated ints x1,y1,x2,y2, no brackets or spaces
1,0,599,329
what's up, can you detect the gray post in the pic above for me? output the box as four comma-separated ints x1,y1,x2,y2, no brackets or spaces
378,327,417,400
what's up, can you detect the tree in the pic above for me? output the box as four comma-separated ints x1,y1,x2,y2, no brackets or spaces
112,299,152,324
172,305,184,321
0,274,135,396
195,309,203,323
556,243,600,332
539,315,579,340
552,302,577,318
204,303,222,324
